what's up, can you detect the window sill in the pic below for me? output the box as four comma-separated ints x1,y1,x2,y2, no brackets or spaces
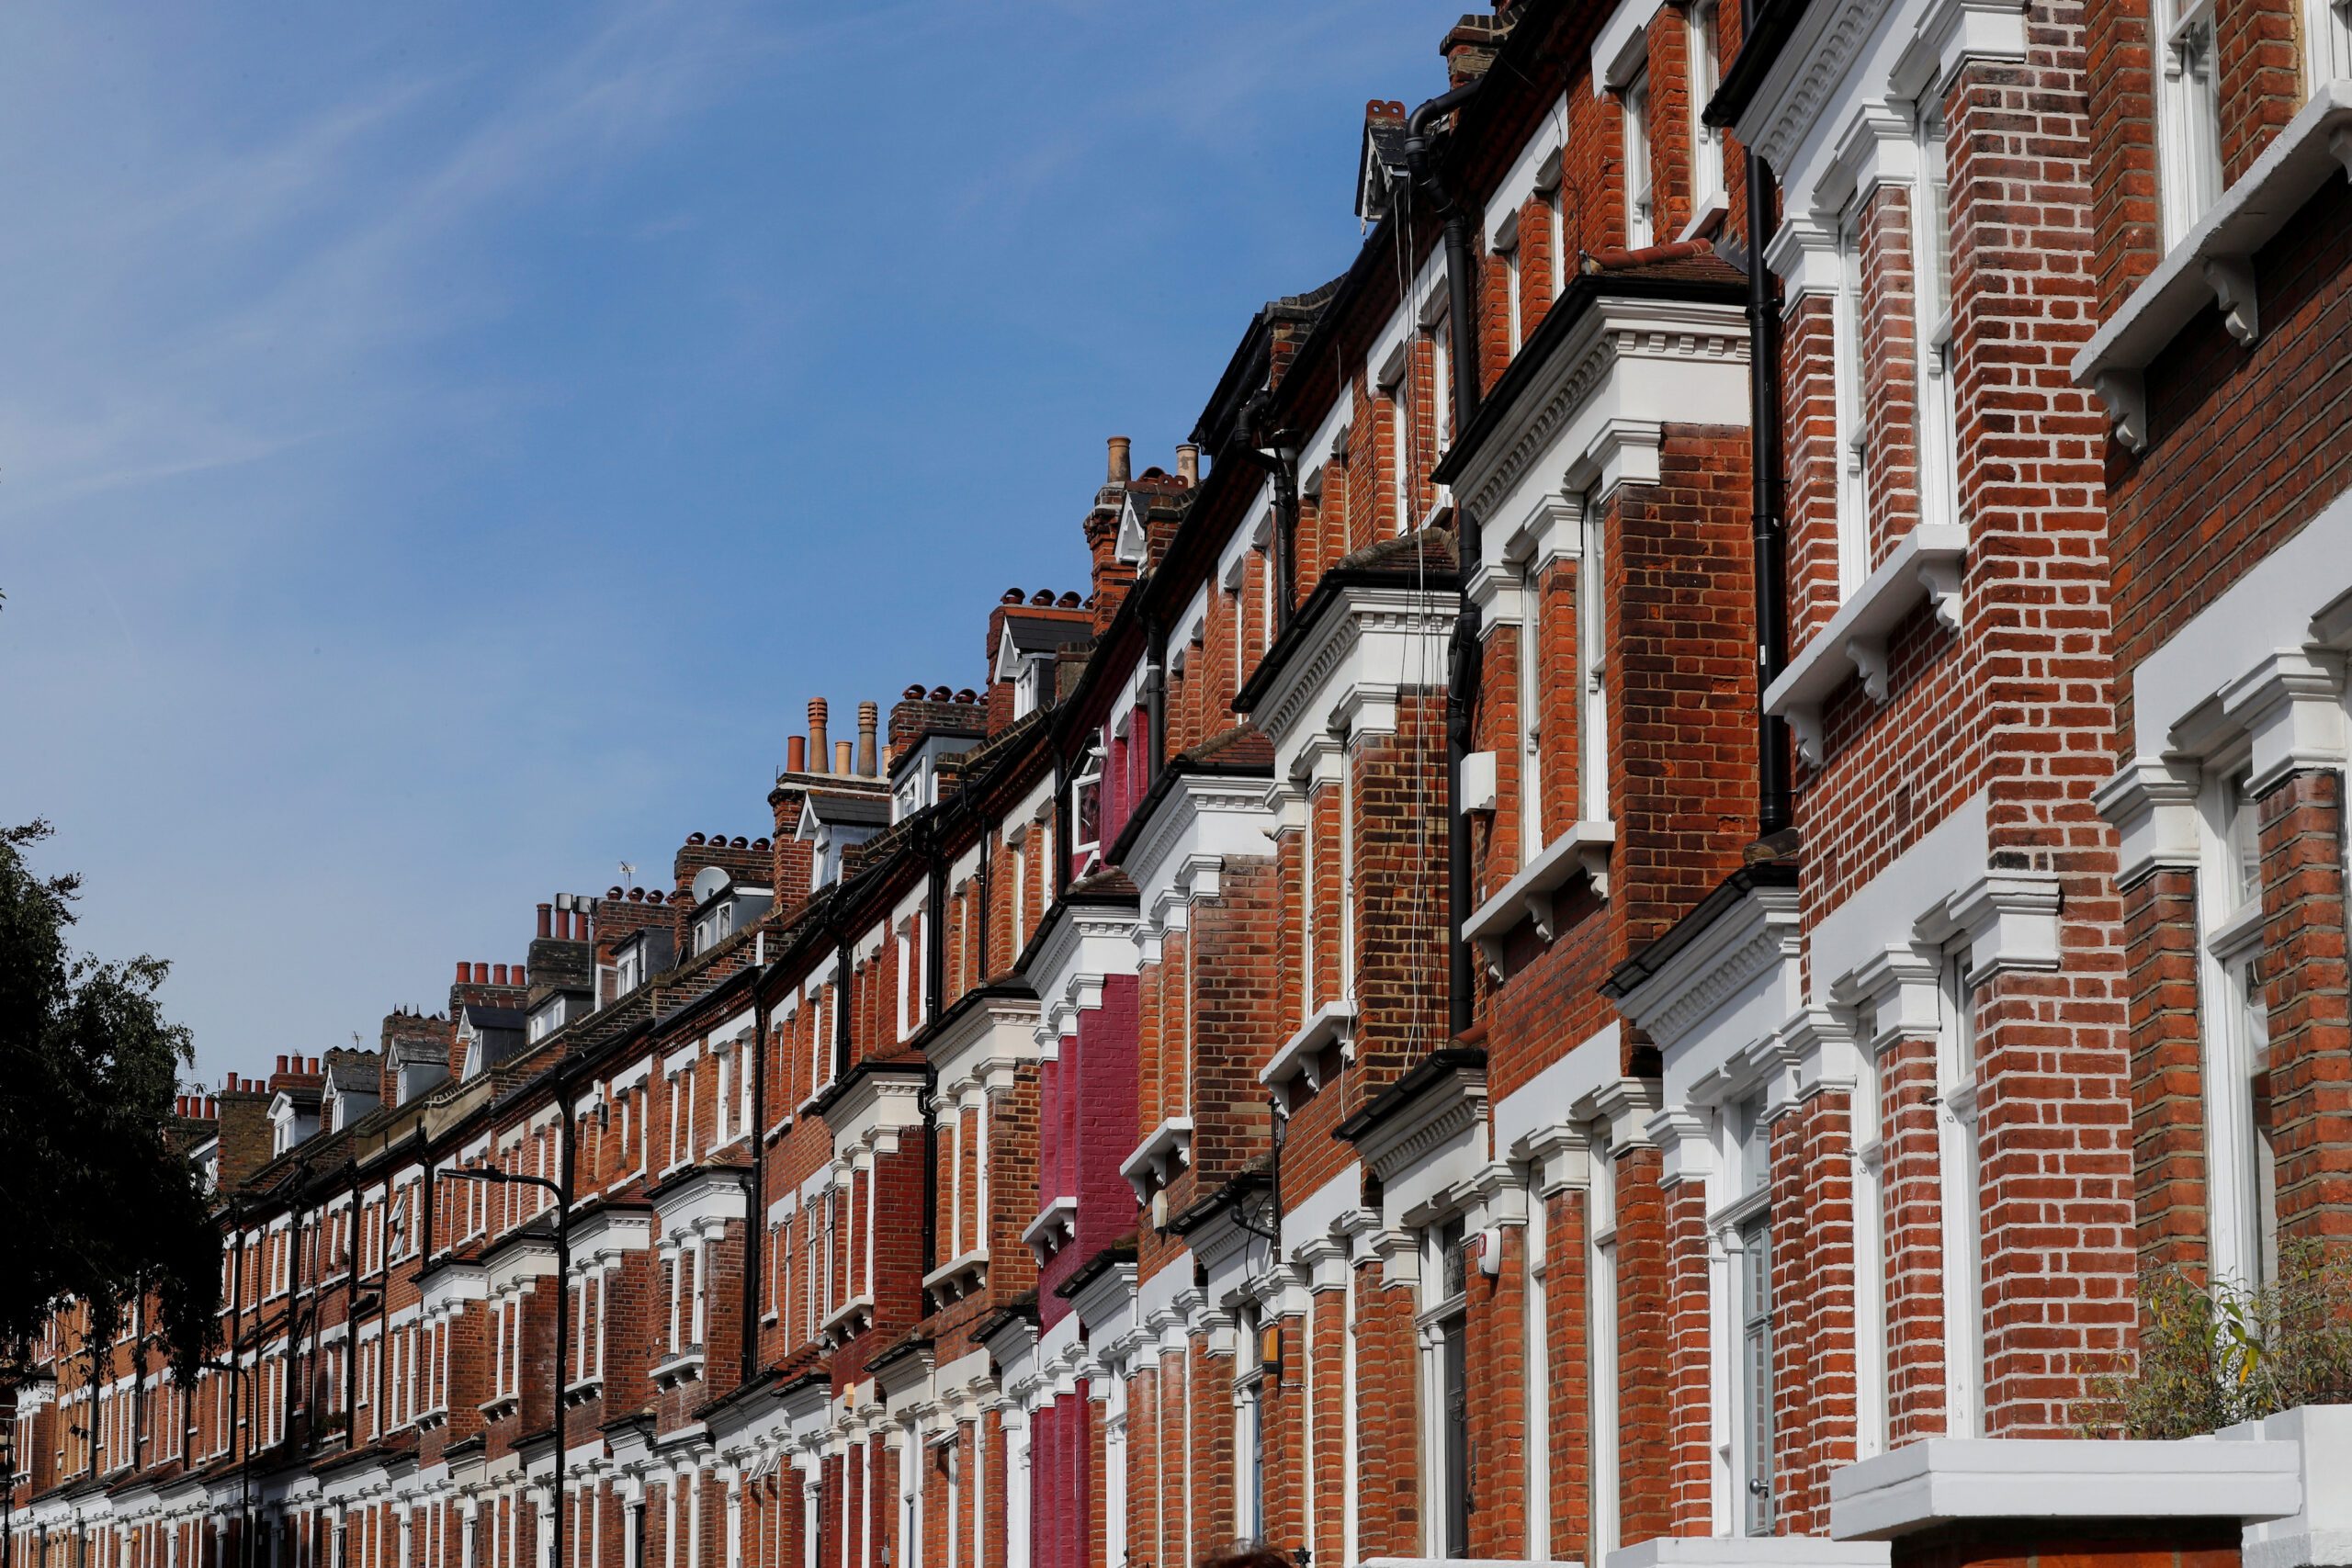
1826,1426,2309,1542
817,1298,873,1350
650,1348,706,1390
560,1375,604,1408
1022,1196,1079,1264
2073,81,2352,450
1118,1117,1195,1204
1762,524,1968,766
477,1393,518,1424
922,1248,990,1308
1464,818,1618,969
1261,1001,1359,1095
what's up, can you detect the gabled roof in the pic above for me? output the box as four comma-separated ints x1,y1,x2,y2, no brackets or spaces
994,614,1095,684
1357,101,1411,223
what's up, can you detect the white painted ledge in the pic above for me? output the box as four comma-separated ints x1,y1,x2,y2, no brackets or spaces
1763,525,1967,765
2225,1404,2352,1568
1828,1434,2304,1542
1261,999,1359,1092
2074,81,2352,451
1608,1539,1888,1568
1464,818,1618,967
1116,1116,1193,1203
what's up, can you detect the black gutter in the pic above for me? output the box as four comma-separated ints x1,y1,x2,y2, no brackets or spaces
1334,1046,1488,1145
1600,859,1800,999
1706,0,1811,129
832,938,854,1084
742,974,770,1381
1745,147,1792,837
1233,554,1462,719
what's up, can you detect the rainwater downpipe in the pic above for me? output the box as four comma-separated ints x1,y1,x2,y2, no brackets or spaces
1405,73,1488,1041
1239,389,1302,630
1746,145,1792,838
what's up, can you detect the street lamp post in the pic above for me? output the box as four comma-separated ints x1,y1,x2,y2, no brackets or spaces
438,1164,569,1568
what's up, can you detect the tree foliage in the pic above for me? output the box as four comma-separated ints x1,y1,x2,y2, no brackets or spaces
0,819,220,1384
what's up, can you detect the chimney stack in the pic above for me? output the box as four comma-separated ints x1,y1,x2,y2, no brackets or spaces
787,735,807,773
856,701,878,777
1176,443,1200,486
808,698,831,774
834,739,854,774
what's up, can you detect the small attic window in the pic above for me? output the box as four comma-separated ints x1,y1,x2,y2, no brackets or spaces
1014,658,1046,720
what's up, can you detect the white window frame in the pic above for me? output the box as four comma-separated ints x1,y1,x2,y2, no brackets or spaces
1912,103,1959,534
1623,69,1655,248
2201,761,2281,1290
1589,1138,1621,1561
1688,0,1724,216
1834,203,1872,601
2155,0,2225,247
2307,0,2352,92
1418,1215,1472,1558
1938,948,1986,1437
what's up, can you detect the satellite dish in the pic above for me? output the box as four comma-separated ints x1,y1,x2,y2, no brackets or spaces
691,864,731,906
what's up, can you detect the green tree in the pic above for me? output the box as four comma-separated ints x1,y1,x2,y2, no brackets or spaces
0,819,220,1384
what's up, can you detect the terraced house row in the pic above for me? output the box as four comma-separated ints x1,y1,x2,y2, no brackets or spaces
10,0,2352,1566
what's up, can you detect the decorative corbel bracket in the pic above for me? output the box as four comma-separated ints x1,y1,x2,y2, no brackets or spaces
2095,367,2148,453
2202,254,2258,345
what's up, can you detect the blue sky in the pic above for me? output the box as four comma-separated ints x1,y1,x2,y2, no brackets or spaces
0,2,1442,1084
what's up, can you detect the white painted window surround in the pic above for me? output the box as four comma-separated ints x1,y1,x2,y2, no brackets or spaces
2075,83,2352,449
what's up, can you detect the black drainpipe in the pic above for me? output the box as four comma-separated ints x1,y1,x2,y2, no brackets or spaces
1405,73,1488,1040
1053,755,1073,898
832,935,854,1083
1746,146,1792,838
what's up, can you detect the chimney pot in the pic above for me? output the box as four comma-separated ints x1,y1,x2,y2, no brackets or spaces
786,734,807,773
1176,443,1201,485
808,697,831,773
904,683,926,700
277,1055,288,1075
473,962,490,985
857,701,879,777
628,887,644,903
514,964,526,987
754,837,770,852
537,904,553,938
1107,434,1132,484
834,739,853,774
731,835,748,849
493,964,509,986
1058,592,1082,608
1001,588,1025,604
1032,589,1055,605
455,961,469,982
688,831,707,846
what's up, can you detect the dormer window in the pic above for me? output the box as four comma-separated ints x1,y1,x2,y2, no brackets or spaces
615,941,646,997
1014,658,1046,720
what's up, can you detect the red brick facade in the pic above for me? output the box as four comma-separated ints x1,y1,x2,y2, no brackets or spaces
12,4,2352,1568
